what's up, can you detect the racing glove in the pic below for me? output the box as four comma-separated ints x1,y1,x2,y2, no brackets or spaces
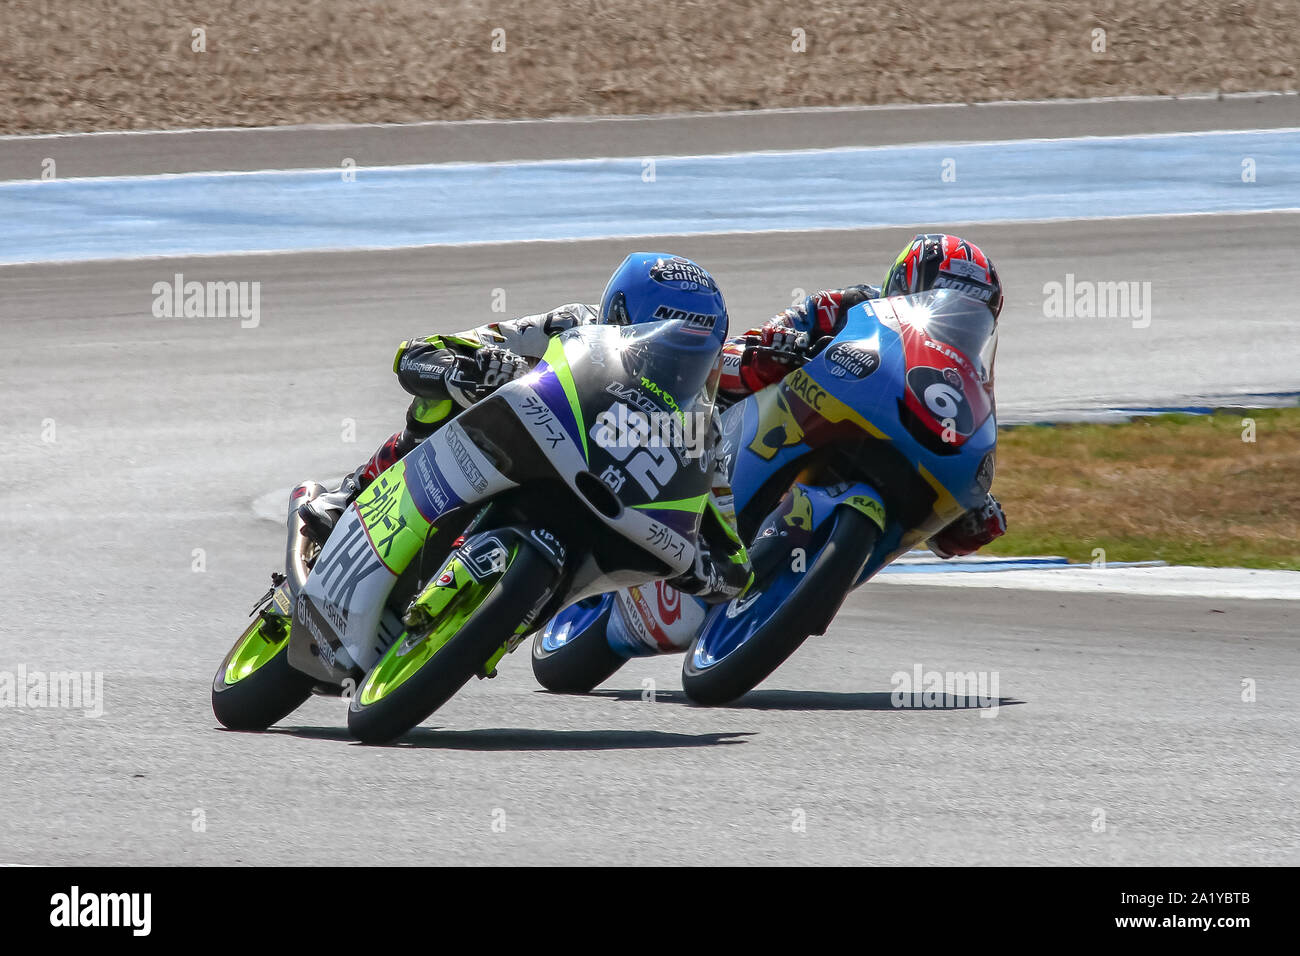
443,346,529,406
760,322,810,356
732,320,810,394
669,535,754,605
928,494,1006,559
474,345,530,388
397,340,528,408
669,492,754,604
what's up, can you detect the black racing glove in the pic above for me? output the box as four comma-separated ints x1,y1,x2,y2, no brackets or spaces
474,346,530,388
397,341,527,407
396,340,459,398
669,536,754,605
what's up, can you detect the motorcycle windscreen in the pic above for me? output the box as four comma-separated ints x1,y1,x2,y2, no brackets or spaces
876,288,998,381
564,318,722,407
561,318,721,508
872,289,998,443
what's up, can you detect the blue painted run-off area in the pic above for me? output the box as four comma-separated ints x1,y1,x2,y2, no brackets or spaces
3,128,1298,264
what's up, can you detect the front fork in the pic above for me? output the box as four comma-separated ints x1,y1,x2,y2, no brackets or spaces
403,524,568,679
749,480,886,581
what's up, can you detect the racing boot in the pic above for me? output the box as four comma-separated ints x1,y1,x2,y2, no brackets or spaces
297,466,365,546
298,429,420,544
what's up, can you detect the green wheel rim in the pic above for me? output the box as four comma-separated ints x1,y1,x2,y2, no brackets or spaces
358,547,516,706
222,617,290,686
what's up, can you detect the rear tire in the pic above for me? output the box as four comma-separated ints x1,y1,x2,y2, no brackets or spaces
347,542,558,744
531,600,628,694
212,618,315,731
681,507,878,706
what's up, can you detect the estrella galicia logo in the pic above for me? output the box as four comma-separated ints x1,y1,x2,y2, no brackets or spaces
824,343,879,380
649,256,718,292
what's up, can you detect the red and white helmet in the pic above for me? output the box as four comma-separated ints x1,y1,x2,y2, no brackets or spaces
882,234,1004,319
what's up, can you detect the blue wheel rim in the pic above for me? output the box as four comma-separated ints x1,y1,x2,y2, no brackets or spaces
539,594,612,654
691,566,803,671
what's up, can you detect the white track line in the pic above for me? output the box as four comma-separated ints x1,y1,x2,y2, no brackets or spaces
6,125,1298,187
881,565,1300,600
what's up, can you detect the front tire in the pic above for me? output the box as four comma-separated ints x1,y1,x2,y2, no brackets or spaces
212,616,315,731
347,541,558,744
681,507,878,705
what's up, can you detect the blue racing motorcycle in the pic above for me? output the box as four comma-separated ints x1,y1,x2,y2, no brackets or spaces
531,288,999,704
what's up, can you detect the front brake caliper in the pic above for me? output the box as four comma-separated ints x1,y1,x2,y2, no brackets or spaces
403,557,473,632
403,535,514,632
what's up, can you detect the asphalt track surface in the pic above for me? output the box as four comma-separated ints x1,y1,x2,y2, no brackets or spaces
1,98,1297,865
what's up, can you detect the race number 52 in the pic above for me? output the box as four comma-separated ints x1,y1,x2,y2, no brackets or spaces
591,404,677,496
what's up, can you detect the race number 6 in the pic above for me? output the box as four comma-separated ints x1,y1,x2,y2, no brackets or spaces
923,382,963,419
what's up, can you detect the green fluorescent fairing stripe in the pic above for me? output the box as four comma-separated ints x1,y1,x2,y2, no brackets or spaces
632,494,709,514
353,460,435,574
357,545,517,706
542,336,589,461
442,334,481,348
223,617,289,685
707,497,745,549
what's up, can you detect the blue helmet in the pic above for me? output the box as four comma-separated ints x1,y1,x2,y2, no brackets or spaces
597,252,729,346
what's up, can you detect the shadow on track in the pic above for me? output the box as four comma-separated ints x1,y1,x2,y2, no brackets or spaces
260,725,754,750
587,688,1025,712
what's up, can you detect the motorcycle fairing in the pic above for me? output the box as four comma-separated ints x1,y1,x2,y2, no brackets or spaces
537,594,617,657
730,292,996,534
293,426,509,678
606,578,709,655
503,324,720,568
293,318,720,676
